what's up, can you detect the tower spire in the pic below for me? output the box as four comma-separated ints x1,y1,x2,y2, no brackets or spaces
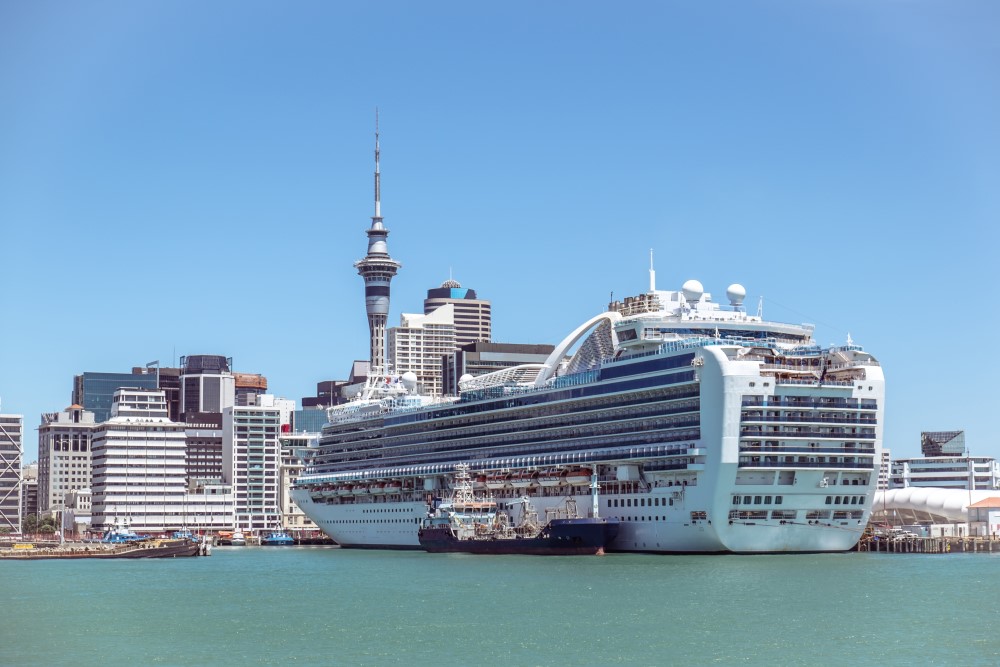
355,110,402,372
373,108,381,223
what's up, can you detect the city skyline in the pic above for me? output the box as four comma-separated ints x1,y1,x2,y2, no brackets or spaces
2,2,998,462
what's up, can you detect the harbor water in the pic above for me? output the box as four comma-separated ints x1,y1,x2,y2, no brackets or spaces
4,547,999,666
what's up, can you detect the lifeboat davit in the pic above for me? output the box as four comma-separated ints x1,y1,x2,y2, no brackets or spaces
384,480,402,494
354,484,371,495
565,467,593,486
310,486,326,501
370,482,386,495
472,475,488,490
321,485,338,499
337,485,354,496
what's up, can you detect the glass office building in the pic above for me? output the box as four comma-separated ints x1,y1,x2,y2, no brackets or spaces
72,372,159,423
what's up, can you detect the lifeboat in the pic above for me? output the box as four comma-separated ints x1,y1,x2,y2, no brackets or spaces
384,480,403,494
472,475,488,490
354,484,371,495
565,467,593,486
321,485,338,499
337,484,355,496
485,473,510,490
370,482,386,495
310,486,326,501
509,470,538,489
538,469,566,487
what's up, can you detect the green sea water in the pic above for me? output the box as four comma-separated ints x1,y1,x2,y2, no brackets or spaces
3,547,998,666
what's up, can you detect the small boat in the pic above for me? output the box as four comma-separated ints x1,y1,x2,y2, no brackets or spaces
537,469,566,487
565,467,593,486
260,530,295,546
337,484,354,496
383,480,403,494
484,472,509,490
230,531,247,547
101,518,149,544
418,465,619,556
509,470,538,489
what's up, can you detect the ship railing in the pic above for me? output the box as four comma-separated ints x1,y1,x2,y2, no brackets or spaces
739,415,878,425
737,460,874,470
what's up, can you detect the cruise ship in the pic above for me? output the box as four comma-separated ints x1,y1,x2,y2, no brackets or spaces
291,278,883,553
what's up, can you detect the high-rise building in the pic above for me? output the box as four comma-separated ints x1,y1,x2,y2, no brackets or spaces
37,405,95,512
0,413,23,532
920,430,966,457
388,304,457,397
91,388,233,533
279,431,320,535
424,279,492,345
354,115,401,371
224,405,282,533
73,371,160,423
90,389,188,532
183,412,224,484
442,342,555,396
180,355,235,415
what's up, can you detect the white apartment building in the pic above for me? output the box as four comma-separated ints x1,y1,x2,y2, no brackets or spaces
877,448,891,490
279,431,320,535
224,404,283,533
388,303,457,397
91,388,233,533
37,405,95,512
889,456,1000,490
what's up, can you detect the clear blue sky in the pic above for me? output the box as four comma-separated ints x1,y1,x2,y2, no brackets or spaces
2,2,997,463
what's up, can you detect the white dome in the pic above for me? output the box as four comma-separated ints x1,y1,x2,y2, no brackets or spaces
681,279,704,304
459,374,474,385
726,283,746,306
400,372,418,391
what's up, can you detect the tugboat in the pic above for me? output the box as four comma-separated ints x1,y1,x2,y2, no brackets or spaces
418,465,619,555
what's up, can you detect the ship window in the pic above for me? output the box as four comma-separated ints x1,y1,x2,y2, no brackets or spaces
764,496,772,504
825,496,832,505
744,496,751,504
775,496,782,505
835,497,842,504
851,497,858,504
754,496,762,505
733,496,740,505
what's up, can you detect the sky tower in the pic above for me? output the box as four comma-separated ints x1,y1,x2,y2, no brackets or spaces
354,111,401,372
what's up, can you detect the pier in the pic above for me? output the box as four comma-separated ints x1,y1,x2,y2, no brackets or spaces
857,536,1000,554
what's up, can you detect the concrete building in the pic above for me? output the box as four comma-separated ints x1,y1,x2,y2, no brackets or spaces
224,404,282,533
37,405,95,512
64,488,92,537
920,430,966,457
442,342,555,396
279,431,320,535
90,388,189,532
424,279,492,345
234,373,268,407
0,413,23,533
183,412,224,484
388,304,457,397
91,388,234,534
877,448,891,490
889,456,1000,490
20,462,37,526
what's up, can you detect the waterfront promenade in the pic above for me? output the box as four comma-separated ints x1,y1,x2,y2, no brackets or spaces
858,535,1000,554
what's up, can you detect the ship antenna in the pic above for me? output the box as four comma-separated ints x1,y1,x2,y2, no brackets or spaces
591,470,600,519
757,295,764,319
649,248,656,292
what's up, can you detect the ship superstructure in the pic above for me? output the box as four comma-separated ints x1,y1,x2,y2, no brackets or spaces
292,277,883,553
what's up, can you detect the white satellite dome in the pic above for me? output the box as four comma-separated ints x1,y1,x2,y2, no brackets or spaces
726,283,746,306
681,279,704,304
400,372,419,391
459,374,474,385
